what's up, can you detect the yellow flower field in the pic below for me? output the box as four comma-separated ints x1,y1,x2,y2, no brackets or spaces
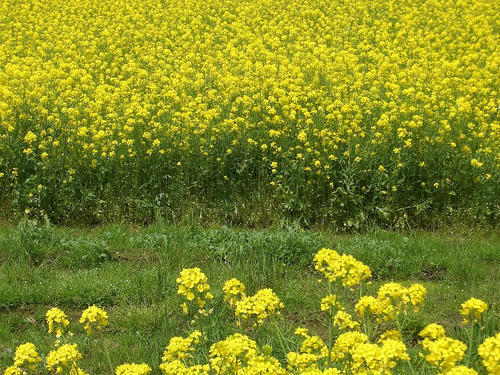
0,0,498,224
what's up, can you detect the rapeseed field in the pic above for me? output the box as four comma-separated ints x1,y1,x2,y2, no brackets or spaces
0,0,498,225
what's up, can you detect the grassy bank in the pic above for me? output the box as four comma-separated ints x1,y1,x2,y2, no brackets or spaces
0,223,499,373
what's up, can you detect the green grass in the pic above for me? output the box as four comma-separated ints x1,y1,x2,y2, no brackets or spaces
0,222,499,373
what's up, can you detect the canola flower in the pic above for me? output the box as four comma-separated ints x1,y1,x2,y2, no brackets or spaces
460,298,488,324
333,311,360,331
320,294,341,313
378,330,401,343
287,328,328,372
0,0,498,225
478,332,500,375
223,278,246,306
79,305,108,335
46,344,83,374
176,268,214,316
206,333,289,375
330,331,370,361
314,248,371,286
421,336,467,372
355,282,426,322
223,277,283,326
46,307,70,338
209,333,259,373
4,367,23,375
161,331,203,364
420,323,447,341
349,338,409,374
115,363,152,375
13,342,42,371
439,366,479,375
234,288,284,327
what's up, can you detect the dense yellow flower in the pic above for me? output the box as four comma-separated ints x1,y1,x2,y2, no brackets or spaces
287,352,322,372
355,296,382,319
13,342,42,370
46,344,83,374
320,294,340,312
439,366,478,375
46,307,70,337
244,354,288,375
209,333,258,373
421,336,467,372
234,288,283,326
350,338,409,374
79,305,108,334
460,298,488,324
161,331,203,363
176,268,213,315
478,332,500,375
0,0,498,224
378,330,401,343
333,311,360,331
115,363,152,375
313,248,371,287
223,278,246,306
23,131,37,144
355,282,426,322
4,366,23,375
160,361,209,375
420,323,446,341
470,159,483,168
287,327,329,372
331,331,369,361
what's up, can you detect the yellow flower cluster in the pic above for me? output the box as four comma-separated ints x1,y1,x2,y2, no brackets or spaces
333,311,360,331
234,288,284,327
79,305,108,334
160,332,287,375
46,307,70,338
439,366,478,375
209,333,287,374
419,323,447,341
12,342,42,371
46,344,85,374
331,331,369,361
460,297,488,324
350,338,409,374
115,363,152,375
378,330,401,342
223,278,246,306
320,294,341,312
224,277,285,326
478,332,500,374
419,324,467,372
1,0,497,223
5,307,112,374
4,366,23,375
5,342,86,375
287,328,329,371
313,248,371,286
176,268,214,315
355,282,426,321
160,331,203,364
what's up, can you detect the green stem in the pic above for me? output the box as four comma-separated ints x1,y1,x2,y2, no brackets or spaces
103,339,114,374
466,322,475,367
272,319,291,356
